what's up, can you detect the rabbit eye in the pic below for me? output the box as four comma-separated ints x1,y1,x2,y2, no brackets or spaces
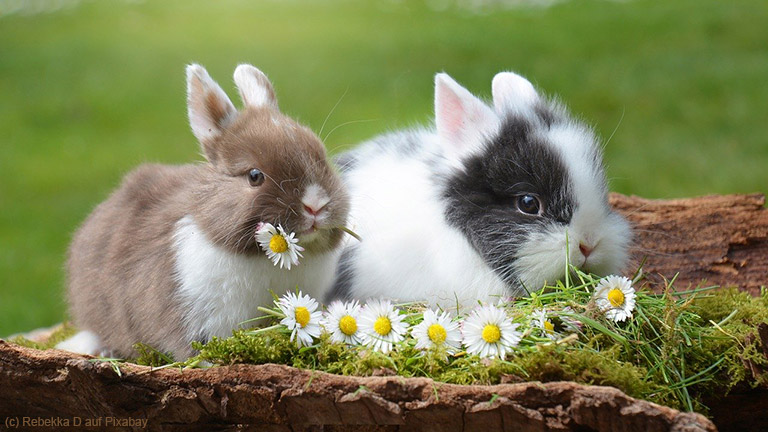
248,169,265,187
516,194,541,215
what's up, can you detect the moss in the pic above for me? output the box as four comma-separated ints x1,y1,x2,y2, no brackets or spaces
8,322,76,350
692,288,768,394
132,342,175,367
511,345,656,399
193,328,298,365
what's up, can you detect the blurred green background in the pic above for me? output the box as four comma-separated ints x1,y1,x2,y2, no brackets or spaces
1,0,766,336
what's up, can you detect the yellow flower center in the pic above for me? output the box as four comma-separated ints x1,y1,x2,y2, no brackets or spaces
339,315,357,336
544,320,555,334
269,234,289,253
294,306,310,328
607,288,625,307
427,323,447,344
482,324,501,344
374,316,392,336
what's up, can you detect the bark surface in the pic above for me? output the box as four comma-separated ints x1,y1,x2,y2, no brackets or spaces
0,342,716,432
611,193,767,294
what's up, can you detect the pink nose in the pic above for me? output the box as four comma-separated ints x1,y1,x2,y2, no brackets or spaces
303,204,324,216
579,243,593,259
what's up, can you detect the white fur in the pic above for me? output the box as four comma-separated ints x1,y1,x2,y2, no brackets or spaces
343,132,509,311
434,73,500,161
234,64,278,109
491,72,539,114
172,215,339,341
186,64,236,144
55,330,103,356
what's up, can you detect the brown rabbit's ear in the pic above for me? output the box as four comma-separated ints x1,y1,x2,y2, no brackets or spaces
186,64,237,158
233,64,278,110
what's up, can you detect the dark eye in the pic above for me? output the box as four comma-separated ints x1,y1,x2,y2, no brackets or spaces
247,169,265,187
516,194,541,215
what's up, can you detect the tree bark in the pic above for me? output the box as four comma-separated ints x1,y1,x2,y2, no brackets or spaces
1,193,767,432
611,193,768,294
0,341,714,432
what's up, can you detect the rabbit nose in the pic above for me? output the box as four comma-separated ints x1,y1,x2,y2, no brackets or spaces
303,203,326,216
301,184,331,217
579,243,593,259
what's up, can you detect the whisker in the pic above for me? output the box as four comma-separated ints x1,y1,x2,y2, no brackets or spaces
323,118,379,143
319,87,350,139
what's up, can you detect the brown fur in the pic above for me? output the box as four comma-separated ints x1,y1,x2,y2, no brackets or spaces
65,65,349,358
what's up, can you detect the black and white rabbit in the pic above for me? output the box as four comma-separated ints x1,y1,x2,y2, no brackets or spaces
330,71,630,307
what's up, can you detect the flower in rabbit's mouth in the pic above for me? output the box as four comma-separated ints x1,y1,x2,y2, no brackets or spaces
277,291,322,347
462,304,521,359
593,275,636,322
256,223,304,270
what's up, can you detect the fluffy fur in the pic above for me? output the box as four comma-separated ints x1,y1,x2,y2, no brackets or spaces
330,72,630,309
59,64,349,359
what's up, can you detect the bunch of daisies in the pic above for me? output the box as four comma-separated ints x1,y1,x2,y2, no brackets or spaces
268,275,637,359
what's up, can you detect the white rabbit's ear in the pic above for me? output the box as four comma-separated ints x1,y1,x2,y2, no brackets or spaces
186,64,237,145
434,73,499,158
233,64,278,109
491,71,539,114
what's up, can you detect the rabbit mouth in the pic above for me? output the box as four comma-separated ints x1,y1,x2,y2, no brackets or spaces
300,225,332,242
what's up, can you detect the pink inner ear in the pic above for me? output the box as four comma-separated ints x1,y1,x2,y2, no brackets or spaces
436,84,468,144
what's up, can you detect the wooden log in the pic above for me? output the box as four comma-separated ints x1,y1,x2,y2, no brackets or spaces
0,341,714,432
611,193,768,294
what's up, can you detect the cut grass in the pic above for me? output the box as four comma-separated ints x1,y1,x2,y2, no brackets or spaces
1,0,767,336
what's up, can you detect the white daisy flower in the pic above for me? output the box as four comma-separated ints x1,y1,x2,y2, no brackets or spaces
593,275,636,322
277,291,322,347
256,223,304,270
322,300,363,345
462,304,522,359
411,309,462,354
531,308,579,340
531,308,559,340
358,299,406,353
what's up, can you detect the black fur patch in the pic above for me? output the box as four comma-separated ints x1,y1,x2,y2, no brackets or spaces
443,115,575,289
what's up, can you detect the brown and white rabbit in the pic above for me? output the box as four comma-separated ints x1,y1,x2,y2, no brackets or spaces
57,64,349,360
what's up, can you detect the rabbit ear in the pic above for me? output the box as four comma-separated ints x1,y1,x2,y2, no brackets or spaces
186,64,237,148
491,71,539,114
435,73,499,158
233,64,278,109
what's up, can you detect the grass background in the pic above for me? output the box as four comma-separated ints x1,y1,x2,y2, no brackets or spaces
1,0,766,336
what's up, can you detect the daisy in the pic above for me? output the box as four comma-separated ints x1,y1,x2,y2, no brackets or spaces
358,299,406,353
593,275,636,322
256,223,304,270
531,308,558,340
411,309,462,354
531,308,579,340
462,304,522,359
277,291,322,347
322,300,363,345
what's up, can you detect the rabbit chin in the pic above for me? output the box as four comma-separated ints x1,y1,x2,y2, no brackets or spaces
512,211,631,291
300,226,349,254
